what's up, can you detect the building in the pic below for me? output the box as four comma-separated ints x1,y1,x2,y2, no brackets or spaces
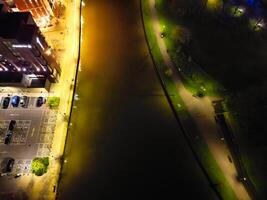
0,10,60,89
0,0,9,13
1,0,56,27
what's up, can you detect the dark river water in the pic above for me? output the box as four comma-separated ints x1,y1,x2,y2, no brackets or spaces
57,0,217,199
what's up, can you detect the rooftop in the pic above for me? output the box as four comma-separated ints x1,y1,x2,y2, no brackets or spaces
0,12,37,43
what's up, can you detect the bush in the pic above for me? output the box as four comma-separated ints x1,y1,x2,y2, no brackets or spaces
31,157,49,176
47,97,60,109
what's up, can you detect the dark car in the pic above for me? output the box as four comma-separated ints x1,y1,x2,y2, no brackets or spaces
11,96,20,107
4,131,13,145
2,97,10,109
36,96,45,107
3,158,15,173
8,120,16,131
20,96,29,108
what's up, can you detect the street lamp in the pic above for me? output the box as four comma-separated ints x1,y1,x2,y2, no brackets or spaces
45,48,52,55
160,25,166,38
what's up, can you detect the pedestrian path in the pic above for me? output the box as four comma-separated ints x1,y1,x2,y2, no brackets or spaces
147,0,250,199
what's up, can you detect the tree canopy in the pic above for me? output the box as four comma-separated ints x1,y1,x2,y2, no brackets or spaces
47,97,60,109
31,157,49,176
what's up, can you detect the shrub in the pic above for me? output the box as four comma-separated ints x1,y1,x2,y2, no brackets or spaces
47,97,60,109
31,157,49,176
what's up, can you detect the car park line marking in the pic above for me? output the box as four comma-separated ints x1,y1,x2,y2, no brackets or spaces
9,114,20,116
0,108,46,111
23,120,31,144
31,128,35,137
37,109,46,138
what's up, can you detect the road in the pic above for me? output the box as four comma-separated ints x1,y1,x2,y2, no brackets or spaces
57,0,217,199
147,0,251,199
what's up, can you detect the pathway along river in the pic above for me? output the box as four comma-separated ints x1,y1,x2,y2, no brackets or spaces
57,0,217,199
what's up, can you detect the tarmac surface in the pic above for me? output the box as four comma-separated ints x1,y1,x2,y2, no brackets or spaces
0,95,57,197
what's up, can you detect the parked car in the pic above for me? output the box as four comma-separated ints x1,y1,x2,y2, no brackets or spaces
4,130,13,145
3,158,15,173
14,173,21,178
11,96,20,107
8,120,16,131
36,96,45,107
20,96,29,108
2,97,10,109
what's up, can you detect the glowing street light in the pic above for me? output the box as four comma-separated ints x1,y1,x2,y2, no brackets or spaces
257,21,265,28
82,1,85,7
45,48,52,55
160,25,166,38
237,7,245,14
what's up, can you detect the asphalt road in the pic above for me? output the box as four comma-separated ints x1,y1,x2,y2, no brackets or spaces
0,105,45,160
57,0,217,199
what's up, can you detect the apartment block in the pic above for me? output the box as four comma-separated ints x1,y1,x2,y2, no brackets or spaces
0,11,60,89
2,0,55,27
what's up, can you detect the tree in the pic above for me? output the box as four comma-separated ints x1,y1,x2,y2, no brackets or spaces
31,157,49,176
47,97,60,109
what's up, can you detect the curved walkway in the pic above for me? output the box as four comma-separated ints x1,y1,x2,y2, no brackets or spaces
147,0,250,199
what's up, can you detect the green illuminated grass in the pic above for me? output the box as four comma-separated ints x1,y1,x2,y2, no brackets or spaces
154,0,223,97
142,0,238,199
230,7,245,17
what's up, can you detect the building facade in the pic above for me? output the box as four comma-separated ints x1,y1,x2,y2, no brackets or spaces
2,0,55,27
0,10,60,88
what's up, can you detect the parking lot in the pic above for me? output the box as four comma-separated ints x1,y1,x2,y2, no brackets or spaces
0,95,58,177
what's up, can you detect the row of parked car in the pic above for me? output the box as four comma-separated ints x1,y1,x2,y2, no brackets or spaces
1,96,46,109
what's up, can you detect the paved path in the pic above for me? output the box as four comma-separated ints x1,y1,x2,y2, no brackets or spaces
148,0,250,199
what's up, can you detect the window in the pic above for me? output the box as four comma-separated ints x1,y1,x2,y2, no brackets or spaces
37,56,47,66
31,45,41,57
2,41,20,57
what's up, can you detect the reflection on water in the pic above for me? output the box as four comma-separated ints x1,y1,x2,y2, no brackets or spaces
57,0,217,199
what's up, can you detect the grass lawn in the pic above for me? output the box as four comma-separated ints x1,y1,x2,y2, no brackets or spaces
155,0,267,199
155,1,224,97
142,0,238,199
